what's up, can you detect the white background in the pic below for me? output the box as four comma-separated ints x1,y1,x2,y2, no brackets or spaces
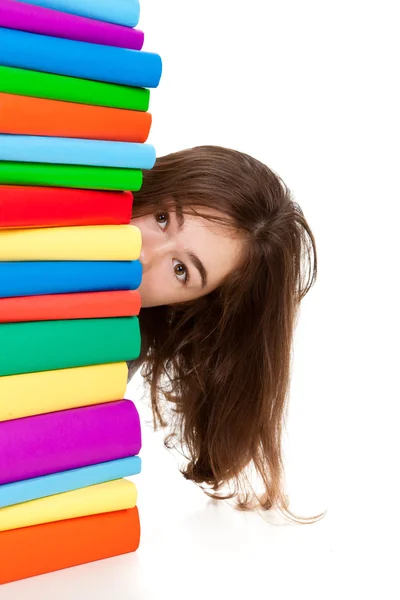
3,0,400,598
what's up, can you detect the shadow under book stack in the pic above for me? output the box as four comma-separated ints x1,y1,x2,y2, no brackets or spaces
0,0,162,585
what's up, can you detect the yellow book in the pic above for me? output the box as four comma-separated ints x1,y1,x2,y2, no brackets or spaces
0,479,137,532
0,362,128,422
0,225,141,260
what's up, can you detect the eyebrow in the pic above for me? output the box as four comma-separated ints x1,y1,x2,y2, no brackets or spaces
175,203,208,289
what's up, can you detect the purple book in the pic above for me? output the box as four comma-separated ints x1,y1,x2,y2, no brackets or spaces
0,400,142,485
0,0,144,50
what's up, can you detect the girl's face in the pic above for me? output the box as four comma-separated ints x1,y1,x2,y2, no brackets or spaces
131,205,243,308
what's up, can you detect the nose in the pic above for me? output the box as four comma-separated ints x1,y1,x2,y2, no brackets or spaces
139,246,152,272
140,237,172,273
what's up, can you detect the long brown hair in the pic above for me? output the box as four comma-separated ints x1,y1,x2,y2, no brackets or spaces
128,145,326,524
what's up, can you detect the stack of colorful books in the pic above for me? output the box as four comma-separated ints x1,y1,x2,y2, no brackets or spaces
0,0,162,585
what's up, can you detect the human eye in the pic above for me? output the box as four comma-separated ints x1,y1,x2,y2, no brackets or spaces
173,259,190,285
155,211,169,230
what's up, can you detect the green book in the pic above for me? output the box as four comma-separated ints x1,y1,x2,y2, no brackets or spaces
0,162,143,191
0,317,140,377
0,66,150,112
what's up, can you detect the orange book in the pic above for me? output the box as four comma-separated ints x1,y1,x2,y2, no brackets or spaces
0,507,140,585
0,92,152,142
0,290,141,323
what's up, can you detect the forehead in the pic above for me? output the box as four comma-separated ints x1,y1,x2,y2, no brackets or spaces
179,208,244,283
181,206,239,243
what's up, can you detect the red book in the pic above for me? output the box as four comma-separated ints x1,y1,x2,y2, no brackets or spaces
0,92,151,142
0,290,141,322
0,507,140,584
0,186,133,228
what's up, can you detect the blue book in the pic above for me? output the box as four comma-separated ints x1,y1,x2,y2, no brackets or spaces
16,0,141,28
0,136,156,170
0,27,162,88
0,456,142,508
0,260,142,298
